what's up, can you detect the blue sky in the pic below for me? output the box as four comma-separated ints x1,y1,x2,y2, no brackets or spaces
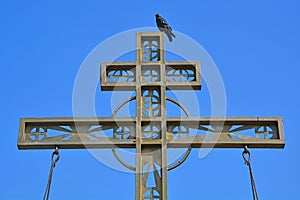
1,0,300,199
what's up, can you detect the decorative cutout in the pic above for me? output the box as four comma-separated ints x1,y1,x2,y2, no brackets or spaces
29,127,47,141
142,123,161,139
168,125,188,139
144,188,160,200
114,126,134,139
105,65,136,84
166,65,196,82
142,39,160,62
142,66,160,82
107,68,135,83
142,88,161,117
141,147,162,200
255,125,275,139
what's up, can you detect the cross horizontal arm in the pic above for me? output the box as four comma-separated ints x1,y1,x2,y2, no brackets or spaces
101,61,201,91
18,117,284,150
167,117,285,148
18,117,136,149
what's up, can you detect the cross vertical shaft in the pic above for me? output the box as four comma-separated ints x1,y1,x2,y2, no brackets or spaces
135,32,167,200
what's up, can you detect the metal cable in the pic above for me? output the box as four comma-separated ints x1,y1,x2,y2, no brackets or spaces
242,146,259,200
43,146,60,200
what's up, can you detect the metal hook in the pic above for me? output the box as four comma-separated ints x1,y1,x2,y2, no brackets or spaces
242,145,251,165
51,146,60,167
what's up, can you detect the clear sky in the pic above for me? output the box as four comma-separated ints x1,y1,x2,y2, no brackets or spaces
1,0,300,199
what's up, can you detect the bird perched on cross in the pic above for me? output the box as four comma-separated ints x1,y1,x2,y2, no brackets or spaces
155,13,176,42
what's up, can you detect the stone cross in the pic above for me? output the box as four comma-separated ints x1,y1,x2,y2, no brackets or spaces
18,32,285,200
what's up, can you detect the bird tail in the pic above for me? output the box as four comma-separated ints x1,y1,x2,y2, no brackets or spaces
167,33,173,42
171,31,175,38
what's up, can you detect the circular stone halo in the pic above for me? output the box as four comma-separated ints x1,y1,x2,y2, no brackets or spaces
111,96,193,171
72,27,227,173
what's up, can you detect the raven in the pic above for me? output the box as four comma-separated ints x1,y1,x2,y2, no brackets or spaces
155,14,175,42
